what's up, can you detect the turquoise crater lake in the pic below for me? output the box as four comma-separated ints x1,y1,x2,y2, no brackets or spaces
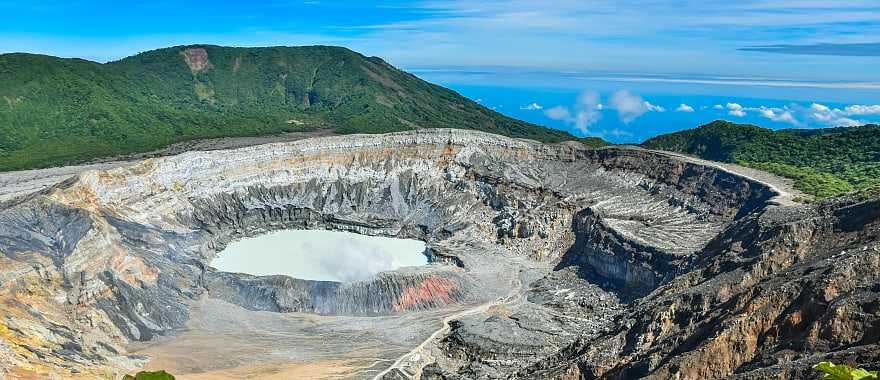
211,230,428,283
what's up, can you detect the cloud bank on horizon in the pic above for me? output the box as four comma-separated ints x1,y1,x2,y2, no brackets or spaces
740,43,880,57
517,89,880,138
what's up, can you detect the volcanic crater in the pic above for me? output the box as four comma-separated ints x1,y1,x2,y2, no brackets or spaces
0,129,877,379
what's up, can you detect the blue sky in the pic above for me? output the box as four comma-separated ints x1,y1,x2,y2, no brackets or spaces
2,1,880,142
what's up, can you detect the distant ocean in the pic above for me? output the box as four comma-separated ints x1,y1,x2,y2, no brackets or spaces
415,69,880,143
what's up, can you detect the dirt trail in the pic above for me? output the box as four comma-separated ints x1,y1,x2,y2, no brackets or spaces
634,147,805,206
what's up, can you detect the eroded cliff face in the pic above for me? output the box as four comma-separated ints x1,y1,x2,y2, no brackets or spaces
0,129,874,380
522,198,880,380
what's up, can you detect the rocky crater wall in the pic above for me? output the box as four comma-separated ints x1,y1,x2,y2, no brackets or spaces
0,129,781,378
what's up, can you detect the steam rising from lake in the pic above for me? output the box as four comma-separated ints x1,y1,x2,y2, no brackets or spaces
212,230,428,282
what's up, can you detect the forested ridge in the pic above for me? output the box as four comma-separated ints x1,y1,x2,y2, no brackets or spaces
0,45,605,171
643,120,880,198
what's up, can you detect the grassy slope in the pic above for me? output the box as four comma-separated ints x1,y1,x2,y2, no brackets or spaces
0,45,606,171
643,120,880,198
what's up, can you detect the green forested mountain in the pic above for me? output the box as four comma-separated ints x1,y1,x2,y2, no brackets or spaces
0,45,604,171
643,120,880,198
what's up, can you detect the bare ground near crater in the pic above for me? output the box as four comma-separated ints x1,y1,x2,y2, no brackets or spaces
134,245,549,380
132,298,452,380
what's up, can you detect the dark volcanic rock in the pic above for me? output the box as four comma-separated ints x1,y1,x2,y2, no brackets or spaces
205,268,474,315
524,197,880,380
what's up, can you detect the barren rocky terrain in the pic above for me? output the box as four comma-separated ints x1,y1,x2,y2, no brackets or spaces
0,129,876,379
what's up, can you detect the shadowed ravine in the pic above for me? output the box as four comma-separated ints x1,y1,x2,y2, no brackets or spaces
0,129,876,379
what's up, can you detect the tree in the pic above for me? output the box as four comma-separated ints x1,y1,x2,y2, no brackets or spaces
815,362,879,380
122,370,176,380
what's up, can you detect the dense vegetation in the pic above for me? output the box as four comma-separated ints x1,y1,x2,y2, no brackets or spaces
122,370,175,380
0,45,604,171
815,361,879,380
643,120,880,198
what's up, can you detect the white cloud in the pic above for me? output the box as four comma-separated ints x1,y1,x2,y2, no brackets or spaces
726,102,746,117
577,91,602,110
608,90,664,124
676,103,695,112
808,103,863,126
844,104,880,115
754,106,798,125
607,128,633,137
722,103,800,125
777,112,797,124
573,91,603,131
545,106,571,120
645,101,666,113
710,101,874,127
354,1,880,76
811,103,830,112
543,90,603,133
589,127,634,139
713,104,724,110
520,102,543,110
